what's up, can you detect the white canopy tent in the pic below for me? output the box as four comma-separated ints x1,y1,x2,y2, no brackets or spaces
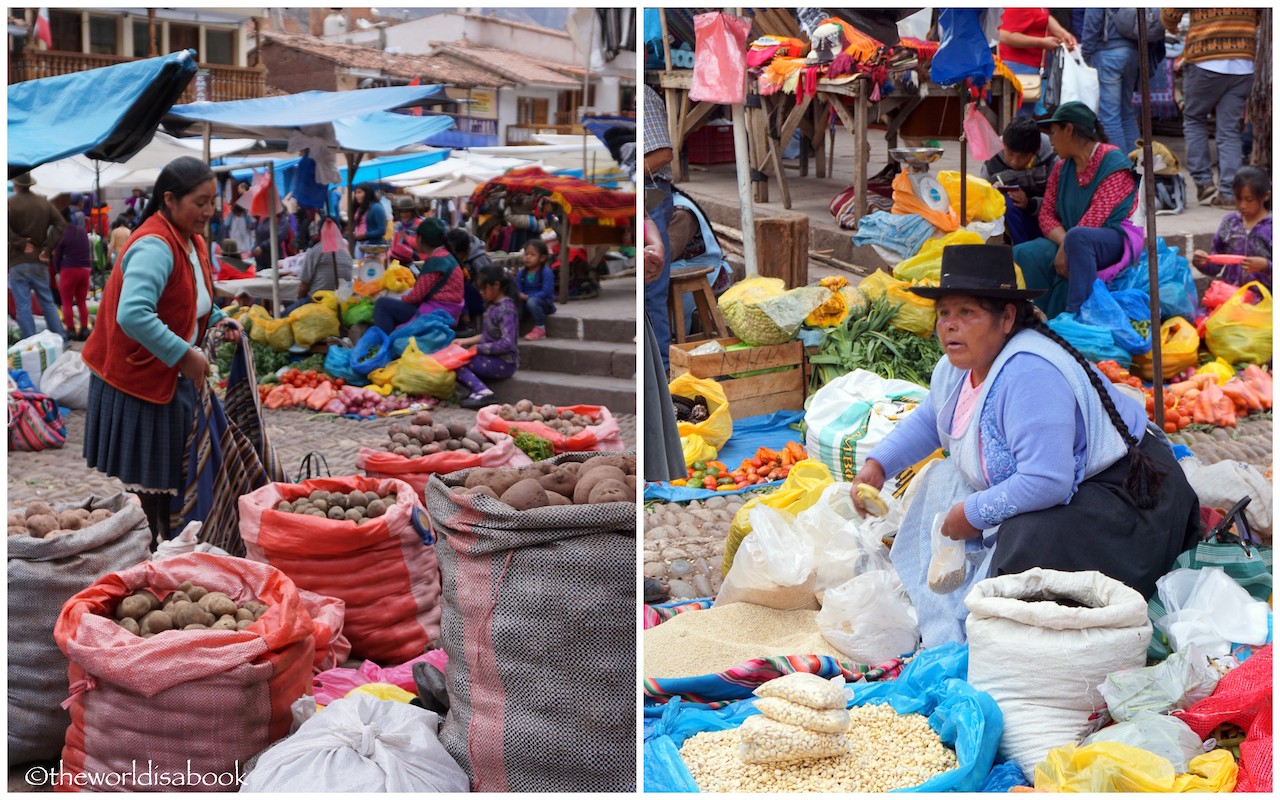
27,132,258,195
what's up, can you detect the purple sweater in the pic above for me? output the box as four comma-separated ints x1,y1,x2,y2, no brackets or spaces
868,352,1148,530
53,224,93,270
1205,212,1272,290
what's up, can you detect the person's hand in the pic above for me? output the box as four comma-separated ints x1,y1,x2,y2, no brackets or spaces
1191,249,1209,269
1054,245,1069,279
216,317,243,338
37,250,50,264
1008,188,1029,210
643,216,665,284
518,292,529,301
21,240,35,255
456,335,480,347
1241,256,1269,271
179,347,211,384
940,501,981,540
1042,35,1062,50
1062,32,1078,51
850,459,886,518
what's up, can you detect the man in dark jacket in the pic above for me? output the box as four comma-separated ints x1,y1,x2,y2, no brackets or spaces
8,172,68,339
979,116,1059,245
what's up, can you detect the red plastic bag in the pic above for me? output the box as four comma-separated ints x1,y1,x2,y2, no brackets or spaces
964,103,1003,163
428,342,475,371
1202,279,1242,312
238,476,441,665
690,11,753,104
355,429,531,500
54,553,315,791
1174,644,1272,793
476,403,626,454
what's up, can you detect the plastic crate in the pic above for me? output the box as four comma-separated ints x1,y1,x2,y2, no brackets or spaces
685,124,735,165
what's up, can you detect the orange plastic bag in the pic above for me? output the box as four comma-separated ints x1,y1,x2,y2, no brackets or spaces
355,429,532,501
428,342,475,371
475,403,626,454
892,171,960,231
1205,281,1272,365
1200,279,1240,312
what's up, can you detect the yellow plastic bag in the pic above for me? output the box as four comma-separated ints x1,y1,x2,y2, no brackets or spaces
1205,281,1272,365
805,276,861,327
669,374,733,449
1035,743,1238,793
367,361,400,389
681,433,717,467
345,682,417,705
287,303,340,347
392,339,457,399
310,290,339,312
893,230,985,283
242,305,271,343
937,171,1007,222
364,382,393,396
257,316,294,351
1195,357,1236,386
383,265,415,293
1132,317,1200,381
722,460,833,576
857,271,936,337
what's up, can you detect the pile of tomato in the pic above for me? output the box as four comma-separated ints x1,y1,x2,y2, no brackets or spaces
278,369,344,390
669,442,809,491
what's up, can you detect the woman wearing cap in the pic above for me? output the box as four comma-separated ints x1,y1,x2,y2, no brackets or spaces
851,245,1199,647
81,156,241,545
372,217,465,333
1012,101,1138,318
390,195,422,253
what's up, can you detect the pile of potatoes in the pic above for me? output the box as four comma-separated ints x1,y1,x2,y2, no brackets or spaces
452,454,637,510
385,410,496,458
493,400,599,437
276,490,395,525
8,501,114,538
109,581,270,637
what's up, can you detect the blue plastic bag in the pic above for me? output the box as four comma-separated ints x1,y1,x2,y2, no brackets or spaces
351,326,392,376
643,642,1003,793
931,9,995,87
323,346,365,385
1047,313,1133,366
1079,280,1150,355
1107,238,1197,321
388,309,455,359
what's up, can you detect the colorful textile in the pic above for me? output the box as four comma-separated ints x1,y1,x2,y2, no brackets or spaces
470,167,635,227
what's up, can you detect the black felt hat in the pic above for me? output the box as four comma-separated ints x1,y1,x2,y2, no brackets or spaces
908,244,1045,300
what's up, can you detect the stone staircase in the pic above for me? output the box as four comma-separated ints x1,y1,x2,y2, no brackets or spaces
495,276,637,415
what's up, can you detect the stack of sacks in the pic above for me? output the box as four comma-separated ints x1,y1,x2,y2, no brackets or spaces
739,673,853,763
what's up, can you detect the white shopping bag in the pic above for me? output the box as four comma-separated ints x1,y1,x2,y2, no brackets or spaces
1058,46,1099,113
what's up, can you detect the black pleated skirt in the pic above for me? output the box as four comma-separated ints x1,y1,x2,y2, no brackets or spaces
83,373,195,492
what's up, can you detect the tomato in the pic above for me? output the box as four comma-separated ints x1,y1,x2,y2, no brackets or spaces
1163,421,1177,434
670,479,686,487
750,457,764,469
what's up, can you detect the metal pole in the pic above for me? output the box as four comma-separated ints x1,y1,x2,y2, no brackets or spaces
1137,21,1162,426
268,162,280,317
582,12,594,177
727,9,757,275
958,93,968,227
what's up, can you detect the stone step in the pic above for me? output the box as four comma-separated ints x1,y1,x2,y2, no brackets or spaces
543,311,636,344
518,338,635,380
492,370,636,415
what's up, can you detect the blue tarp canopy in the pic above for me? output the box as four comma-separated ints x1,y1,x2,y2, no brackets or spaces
333,112,453,153
8,50,197,177
219,149,453,191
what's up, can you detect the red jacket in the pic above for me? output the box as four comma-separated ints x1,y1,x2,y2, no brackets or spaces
82,214,215,404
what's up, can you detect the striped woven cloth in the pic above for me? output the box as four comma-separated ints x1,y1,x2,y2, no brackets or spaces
468,167,635,227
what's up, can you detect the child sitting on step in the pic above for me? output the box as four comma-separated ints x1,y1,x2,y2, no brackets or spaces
518,238,556,340
455,263,520,409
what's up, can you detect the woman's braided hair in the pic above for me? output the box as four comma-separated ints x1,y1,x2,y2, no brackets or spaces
976,297,1166,508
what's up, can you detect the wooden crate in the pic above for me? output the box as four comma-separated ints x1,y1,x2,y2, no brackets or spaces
670,337,806,418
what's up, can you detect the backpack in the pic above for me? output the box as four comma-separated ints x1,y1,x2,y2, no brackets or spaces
1153,173,1186,215
1106,9,1164,42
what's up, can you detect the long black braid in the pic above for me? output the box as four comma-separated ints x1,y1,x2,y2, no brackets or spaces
978,298,1167,509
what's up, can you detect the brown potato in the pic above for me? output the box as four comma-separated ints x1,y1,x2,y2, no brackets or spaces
464,485,499,500
367,499,387,517
174,604,215,628
578,455,632,476
24,501,54,520
56,511,84,531
8,513,26,528
464,469,494,489
327,506,347,520
183,624,209,631
130,590,161,613
478,469,526,498
537,469,577,498
515,399,534,413
8,526,29,537
119,618,142,635
625,475,638,493
187,585,209,603
25,514,58,538
500,479,549,510
546,491,572,506
87,509,113,524
234,608,255,622
345,507,365,522
179,581,194,594
236,619,255,631
447,420,468,439
588,478,634,504
572,466,627,505
211,615,239,631
198,592,238,618
115,595,152,620
140,610,174,635
432,423,450,441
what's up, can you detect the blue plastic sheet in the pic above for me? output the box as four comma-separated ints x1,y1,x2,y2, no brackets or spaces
1107,238,1198,321
642,410,804,501
351,327,392,376
1078,280,1150,355
1047,314,1133,366
643,642,1004,793
388,309,455,359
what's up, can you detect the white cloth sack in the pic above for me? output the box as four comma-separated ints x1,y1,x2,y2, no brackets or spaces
241,693,471,792
715,504,819,610
965,568,1152,778
1153,567,1271,657
1180,457,1272,540
7,329,64,391
816,570,920,665
151,521,232,561
1057,45,1100,112
805,369,927,481
39,349,91,408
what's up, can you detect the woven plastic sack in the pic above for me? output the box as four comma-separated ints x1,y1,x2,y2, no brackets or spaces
351,326,393,376
804,368,927,482
669,373,732,449
1173,644,1271,792
1205,281,1272,365
1034,743,1237,792
39,349,91,409
238,475,441,665
476,403,625,453
857,271,936,337
287,303,340,347
355,428,532,501
719,276,829,345
258,315,294,351
965,568,1152,778
893,230,985,283
54,553,316,790
938,171,1006,223
690,12,752,104
1132,317,1199,381
391,339,456,399
8,493,151,764
297,589,351,674
424,451,636,792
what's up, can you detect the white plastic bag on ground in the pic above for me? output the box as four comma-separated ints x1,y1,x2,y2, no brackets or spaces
817,570,920,665
805,369,926,481
965,568,1152,778
1081,711,1206,774
39,349,91,408
241,693,470,792
1153,567,1271,657
715,505,818,610
1180,458,1272,540
802,483,894,596
1099,644,1220,721
150,521,232,560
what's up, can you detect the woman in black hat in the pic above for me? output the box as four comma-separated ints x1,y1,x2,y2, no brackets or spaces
1012,101,1139,318
215,238,255,281
851,244,1199,647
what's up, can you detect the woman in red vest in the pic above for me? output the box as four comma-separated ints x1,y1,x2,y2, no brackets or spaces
81,157,239,544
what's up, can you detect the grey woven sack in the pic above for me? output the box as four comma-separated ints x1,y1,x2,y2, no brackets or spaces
7,493,151,763
424,451,637,793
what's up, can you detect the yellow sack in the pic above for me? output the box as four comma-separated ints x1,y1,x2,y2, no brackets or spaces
893,230,985,283
937,171,1007,222
857,270,936,338
1132,317,1200,381
1035,743,1238,793
383,265,415,293
310,290,339,312
367,361,400,389
287,303,340,347
257,316,294,351
1205,281,1272,365
392,339,457,399
722,460,833,576
681,433,717,467
345,682,417,705
1195,357,1236,386
242,305,271,343
669,374,733,449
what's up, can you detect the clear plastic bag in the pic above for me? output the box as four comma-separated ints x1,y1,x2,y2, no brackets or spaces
736,714,851,764
715,505,818,610
802,483,894,596
754,672,846,710
1100,644,1221,722
754,697,851,734
1081,711,1206,774
816,570,921,666
926,512,966,593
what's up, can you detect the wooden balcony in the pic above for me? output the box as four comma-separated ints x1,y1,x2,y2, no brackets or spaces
8,49,264,103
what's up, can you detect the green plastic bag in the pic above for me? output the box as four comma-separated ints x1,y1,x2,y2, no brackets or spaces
342,298,375,327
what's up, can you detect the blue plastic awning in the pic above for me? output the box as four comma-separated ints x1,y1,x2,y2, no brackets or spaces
424,129,499,149
332,112,454,153
338,150,453,185
8,50,198,177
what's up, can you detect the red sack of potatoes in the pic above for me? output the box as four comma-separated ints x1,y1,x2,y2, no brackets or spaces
238,476,440,664
476,403,625,454
355,429,531,501
54,553,315,791
298,589,351,673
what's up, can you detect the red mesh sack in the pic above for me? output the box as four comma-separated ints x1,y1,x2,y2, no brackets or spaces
238,476,441,664
53,553,315,791
1174,644,1272,793
355,429,531,501
476,403,624,454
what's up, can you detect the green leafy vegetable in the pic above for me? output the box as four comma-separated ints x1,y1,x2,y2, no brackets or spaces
510,428,555,462
808,295,944,393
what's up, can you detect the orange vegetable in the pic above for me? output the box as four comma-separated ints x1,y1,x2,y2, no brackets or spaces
1241,365,1272,409
1222,379,1263,412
